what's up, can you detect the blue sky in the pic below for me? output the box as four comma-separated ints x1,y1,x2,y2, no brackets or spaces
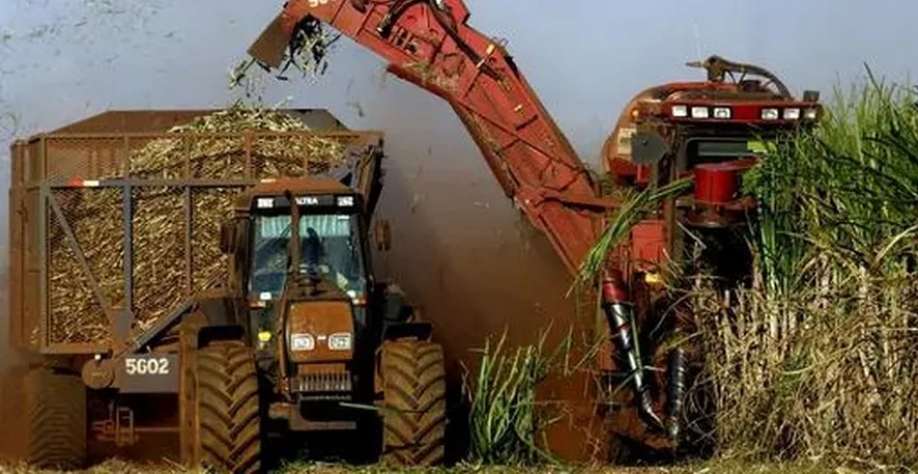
2,1,915,158
0,1,916,354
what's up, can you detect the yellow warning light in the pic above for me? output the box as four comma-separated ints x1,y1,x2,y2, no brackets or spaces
630,107,641,120
258,331,272,342
645,272,663,285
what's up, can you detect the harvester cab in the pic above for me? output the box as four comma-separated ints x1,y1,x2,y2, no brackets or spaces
603,54,823,230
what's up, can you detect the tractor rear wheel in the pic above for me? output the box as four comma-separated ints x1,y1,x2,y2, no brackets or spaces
195,340,262,473
25,368,86,470
380,340,447,466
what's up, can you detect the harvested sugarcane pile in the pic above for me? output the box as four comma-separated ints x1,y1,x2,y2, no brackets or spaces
45,105,348,345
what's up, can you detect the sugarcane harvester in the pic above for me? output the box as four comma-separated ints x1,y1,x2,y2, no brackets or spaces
248,0,822,453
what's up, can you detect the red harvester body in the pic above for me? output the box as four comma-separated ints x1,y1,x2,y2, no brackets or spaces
248,0,822,457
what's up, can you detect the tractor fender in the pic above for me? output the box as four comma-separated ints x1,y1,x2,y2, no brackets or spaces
187,290,249,348
197,325,247,349
381,321,432,343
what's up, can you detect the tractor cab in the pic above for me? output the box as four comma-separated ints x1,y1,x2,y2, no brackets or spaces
220,177,376,401
201,175,446,466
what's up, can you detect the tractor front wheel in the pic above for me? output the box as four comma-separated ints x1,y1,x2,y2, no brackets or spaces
379,339,447,466
195,340,262,473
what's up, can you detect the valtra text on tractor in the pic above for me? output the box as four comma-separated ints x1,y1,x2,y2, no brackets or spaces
248,0,822,456
3,109,447,472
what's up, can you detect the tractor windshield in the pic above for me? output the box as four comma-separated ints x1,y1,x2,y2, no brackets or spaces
685,138,769,168
687,139,760,162
249,212,367,300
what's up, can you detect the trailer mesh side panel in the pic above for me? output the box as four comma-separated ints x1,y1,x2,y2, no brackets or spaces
45,187,121,346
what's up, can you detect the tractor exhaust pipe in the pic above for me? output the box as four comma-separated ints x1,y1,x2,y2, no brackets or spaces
601,272,685,441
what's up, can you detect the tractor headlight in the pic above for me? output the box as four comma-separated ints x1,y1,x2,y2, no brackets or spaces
289,333,315,352
712,107,731,119
671,105,688,117
783,108,801,120
804,108,818,120
761,108,779,120
328,333,352,351
690,106,709,119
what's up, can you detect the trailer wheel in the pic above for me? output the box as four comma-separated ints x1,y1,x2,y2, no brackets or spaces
380,340,447,466
195,340,262,474
25,368,86,470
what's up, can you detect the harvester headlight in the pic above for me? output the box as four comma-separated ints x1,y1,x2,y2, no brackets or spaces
328,333,352,351
289,333,315,352
804,108,818,120
761,108,779,120
712,107,731,119
783,108,801,120
690,106,709,119
671,105,688,117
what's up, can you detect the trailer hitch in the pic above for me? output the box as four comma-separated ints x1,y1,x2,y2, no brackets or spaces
600,272,686,441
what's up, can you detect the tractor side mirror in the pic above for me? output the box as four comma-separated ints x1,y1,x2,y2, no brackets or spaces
373,219,392,251
219,221,236,254
630,132,669,165
803,90,820,103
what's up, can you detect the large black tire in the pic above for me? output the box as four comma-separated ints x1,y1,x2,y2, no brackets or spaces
380,340,447,466
196,340,262,474
25,368,86,470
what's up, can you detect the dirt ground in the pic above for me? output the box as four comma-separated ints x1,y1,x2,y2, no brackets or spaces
0,459,866,474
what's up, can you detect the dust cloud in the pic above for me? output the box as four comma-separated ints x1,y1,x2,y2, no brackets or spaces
0,143,25,459
0,89,20,464
0,269,27,462
0,270,8,368
0,273,11,384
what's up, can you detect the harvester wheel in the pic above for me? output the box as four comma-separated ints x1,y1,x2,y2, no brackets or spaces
25,368,86,470
379,340,447,466
195,340,262,473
